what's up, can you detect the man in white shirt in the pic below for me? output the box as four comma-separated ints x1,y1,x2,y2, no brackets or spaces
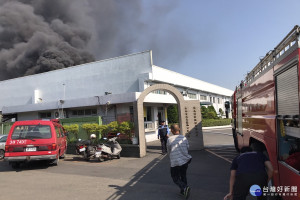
167,124,192,199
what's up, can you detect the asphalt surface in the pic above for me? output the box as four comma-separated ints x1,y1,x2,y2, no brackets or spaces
0,126,239,200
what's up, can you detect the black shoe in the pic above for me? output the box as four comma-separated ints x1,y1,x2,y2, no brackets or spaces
180,189,184,196
184,186,191,199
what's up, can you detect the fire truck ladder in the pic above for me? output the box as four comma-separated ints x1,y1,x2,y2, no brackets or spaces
242,25,300,87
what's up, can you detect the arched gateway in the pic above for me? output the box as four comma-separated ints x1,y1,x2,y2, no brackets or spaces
133,84,204,157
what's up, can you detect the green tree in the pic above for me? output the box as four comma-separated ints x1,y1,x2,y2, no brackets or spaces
167,105,178,123
219,108,224,118
207,106,218,119
81,123,100,139
63,124,79,140
99,124,109,137
201,106,208,119
107,121,119,132
201,105,218,119
119,121,134,138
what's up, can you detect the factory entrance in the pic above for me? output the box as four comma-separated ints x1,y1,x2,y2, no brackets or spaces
133,84,203,157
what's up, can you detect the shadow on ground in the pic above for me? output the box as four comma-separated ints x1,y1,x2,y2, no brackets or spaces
0,160,56,172
105,141,231,200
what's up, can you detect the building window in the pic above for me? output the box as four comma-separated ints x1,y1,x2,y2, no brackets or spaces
188,93,197,99
213,97,215,103
145,107,152,121
85,109,92,115
200,95,207,100
71,109,97,117
210,97,212,102
40,112,51,118
152,90,167,95
217,98,220,104
77,110,84,116
129,106,134,122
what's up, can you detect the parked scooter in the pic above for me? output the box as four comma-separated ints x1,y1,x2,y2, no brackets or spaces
97,133,122,162
75,139,87,155
76,134,99,161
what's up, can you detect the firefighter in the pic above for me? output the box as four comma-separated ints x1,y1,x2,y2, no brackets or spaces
158,120,169,155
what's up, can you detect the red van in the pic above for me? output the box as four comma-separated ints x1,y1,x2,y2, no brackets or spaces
4,120,67,168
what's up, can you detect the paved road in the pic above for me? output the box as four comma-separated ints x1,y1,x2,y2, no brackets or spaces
203,126,239,163
0,127,238,200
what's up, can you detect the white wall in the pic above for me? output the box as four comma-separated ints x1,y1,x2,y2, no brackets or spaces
145,131,158,142
152,65,233,96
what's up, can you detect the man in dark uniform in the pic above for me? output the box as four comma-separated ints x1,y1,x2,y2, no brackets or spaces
224,147,274,200
158,121,169,155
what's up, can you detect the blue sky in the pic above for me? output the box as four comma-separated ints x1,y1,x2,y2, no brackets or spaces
139,0,300,90
2,0,299,91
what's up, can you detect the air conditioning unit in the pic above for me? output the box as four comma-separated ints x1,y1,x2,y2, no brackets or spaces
181,91,187,96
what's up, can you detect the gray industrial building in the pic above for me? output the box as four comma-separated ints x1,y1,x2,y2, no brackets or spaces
0,51,233,141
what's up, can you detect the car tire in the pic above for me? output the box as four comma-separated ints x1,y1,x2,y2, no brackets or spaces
11,162,21,169
0,149,4,159
52,154,59,166
232,128,240,152
60,150,65,159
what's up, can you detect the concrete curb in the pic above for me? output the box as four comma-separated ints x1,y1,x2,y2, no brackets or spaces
202,125,231,130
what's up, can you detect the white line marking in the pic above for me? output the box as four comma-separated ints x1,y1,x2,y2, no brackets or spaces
205,149,232,163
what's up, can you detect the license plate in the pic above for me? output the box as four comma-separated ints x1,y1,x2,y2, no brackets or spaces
79,147,86,152
26,147,36,152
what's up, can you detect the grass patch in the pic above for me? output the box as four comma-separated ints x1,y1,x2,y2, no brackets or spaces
202,118,231,127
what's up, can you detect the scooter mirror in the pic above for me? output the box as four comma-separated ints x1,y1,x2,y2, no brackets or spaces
117,133,121,136
103,137,107,140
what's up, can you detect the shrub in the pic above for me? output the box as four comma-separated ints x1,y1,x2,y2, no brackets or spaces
99,124,109,137
107,121,119,132
202,118,231,127
63,124,79,140
201,105,218,119
99,121,134,138
219,108,224,117
167,105,178,123
81,123,100,139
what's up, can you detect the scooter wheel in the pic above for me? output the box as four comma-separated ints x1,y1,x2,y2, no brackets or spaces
83,152,90,161
117,154,121,159
98,157,104,162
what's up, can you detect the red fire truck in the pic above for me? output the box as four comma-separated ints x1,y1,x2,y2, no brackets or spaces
232,26,300,199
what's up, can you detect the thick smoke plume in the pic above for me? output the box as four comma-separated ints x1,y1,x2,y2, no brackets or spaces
0,0,193,81
0,0,94,80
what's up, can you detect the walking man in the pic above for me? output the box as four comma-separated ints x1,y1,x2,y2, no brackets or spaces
224,147,273,200
158,120,169,155
167,124,192,199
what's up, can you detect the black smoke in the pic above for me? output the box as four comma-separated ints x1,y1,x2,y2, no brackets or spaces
0,0,194,81
0,0,94,80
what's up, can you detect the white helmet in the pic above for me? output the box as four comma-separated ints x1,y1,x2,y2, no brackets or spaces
90,134,96,139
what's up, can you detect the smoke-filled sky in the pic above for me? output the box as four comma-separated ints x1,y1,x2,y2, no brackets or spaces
1,0,300,90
